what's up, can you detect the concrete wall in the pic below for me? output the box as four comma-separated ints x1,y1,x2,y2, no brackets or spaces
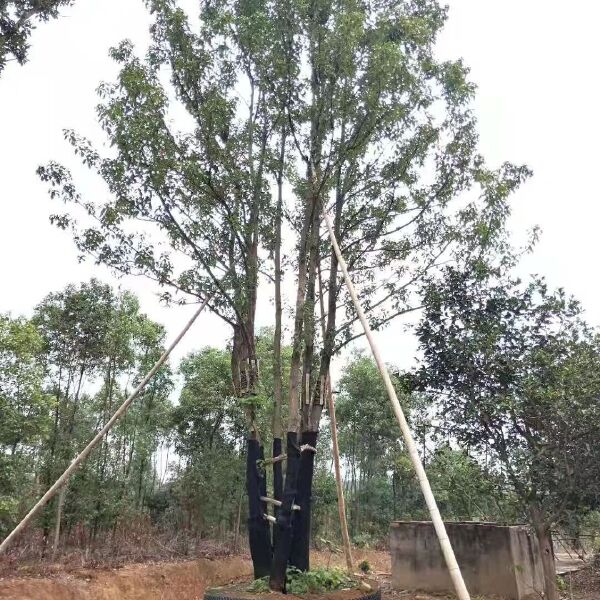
390,521,545,600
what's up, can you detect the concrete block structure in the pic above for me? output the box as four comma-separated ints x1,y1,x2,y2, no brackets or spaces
390,521,544,600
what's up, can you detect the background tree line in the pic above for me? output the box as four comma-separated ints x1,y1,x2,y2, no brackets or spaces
3,277,599,571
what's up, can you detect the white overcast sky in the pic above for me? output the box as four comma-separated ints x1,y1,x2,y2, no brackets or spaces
0,0,599,376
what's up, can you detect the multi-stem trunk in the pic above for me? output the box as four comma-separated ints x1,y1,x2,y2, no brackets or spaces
242,87,273,578
288,164,346,570
269,164,316,591
290,186,322,571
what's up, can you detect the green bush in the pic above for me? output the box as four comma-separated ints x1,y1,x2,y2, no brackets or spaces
246,568,356,595
286,567,355,595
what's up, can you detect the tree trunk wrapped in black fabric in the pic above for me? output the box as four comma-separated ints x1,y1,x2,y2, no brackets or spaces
270,432,301,591
272,437,283,548
246,437,271,578
289,431,318,571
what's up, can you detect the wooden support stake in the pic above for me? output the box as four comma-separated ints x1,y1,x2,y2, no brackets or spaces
323,211,470,600
328,382,354,574
0,297,211,555
260,454,287,465
261,496,300,511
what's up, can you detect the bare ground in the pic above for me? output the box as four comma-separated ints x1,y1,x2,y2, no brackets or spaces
0,548,597,600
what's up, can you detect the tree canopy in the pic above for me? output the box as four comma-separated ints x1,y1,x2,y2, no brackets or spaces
0,1,75,73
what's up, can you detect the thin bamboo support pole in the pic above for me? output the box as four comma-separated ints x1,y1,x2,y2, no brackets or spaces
328,384,354,574
317,263,353,574
323,211,470,600
0,297,211,555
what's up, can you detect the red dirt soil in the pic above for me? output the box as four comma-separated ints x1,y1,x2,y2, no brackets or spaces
0,549,395,600
0,556,251,600
0,548,597,600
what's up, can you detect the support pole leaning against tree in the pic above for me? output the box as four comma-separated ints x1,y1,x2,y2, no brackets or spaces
327,384,353,574
322,211,471,600
317,264,353,574
0,296,212,555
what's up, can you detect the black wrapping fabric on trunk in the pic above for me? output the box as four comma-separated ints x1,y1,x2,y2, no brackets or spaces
273,437,283,501
246,437,272,578
272,437,283,549
259,445,268,514
269,432,301,591
289,431,318,571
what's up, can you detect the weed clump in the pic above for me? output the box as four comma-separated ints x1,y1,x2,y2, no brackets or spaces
247,567,357,595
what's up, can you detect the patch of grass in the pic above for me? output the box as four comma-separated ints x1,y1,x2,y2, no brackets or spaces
247,567,357,595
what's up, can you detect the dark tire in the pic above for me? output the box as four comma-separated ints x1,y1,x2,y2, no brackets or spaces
204,587,381,600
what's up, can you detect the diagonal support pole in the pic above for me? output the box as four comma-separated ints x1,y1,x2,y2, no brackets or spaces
0,296,211,555
323,211,470,600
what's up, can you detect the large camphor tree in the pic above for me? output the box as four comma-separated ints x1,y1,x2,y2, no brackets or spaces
39,0,528,589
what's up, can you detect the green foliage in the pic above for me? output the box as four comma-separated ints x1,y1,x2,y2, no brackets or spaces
0,314,50,449
337,355,409,536
168,330,294,537
352,533,376,549
286,567,354,595
29,0,535,573
0,1,75,73
330,354,520,542
39,0,529,360
416,268,600,527
425,446,518,523
248,567,355,595
0,280,173,543
0,314,51,536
